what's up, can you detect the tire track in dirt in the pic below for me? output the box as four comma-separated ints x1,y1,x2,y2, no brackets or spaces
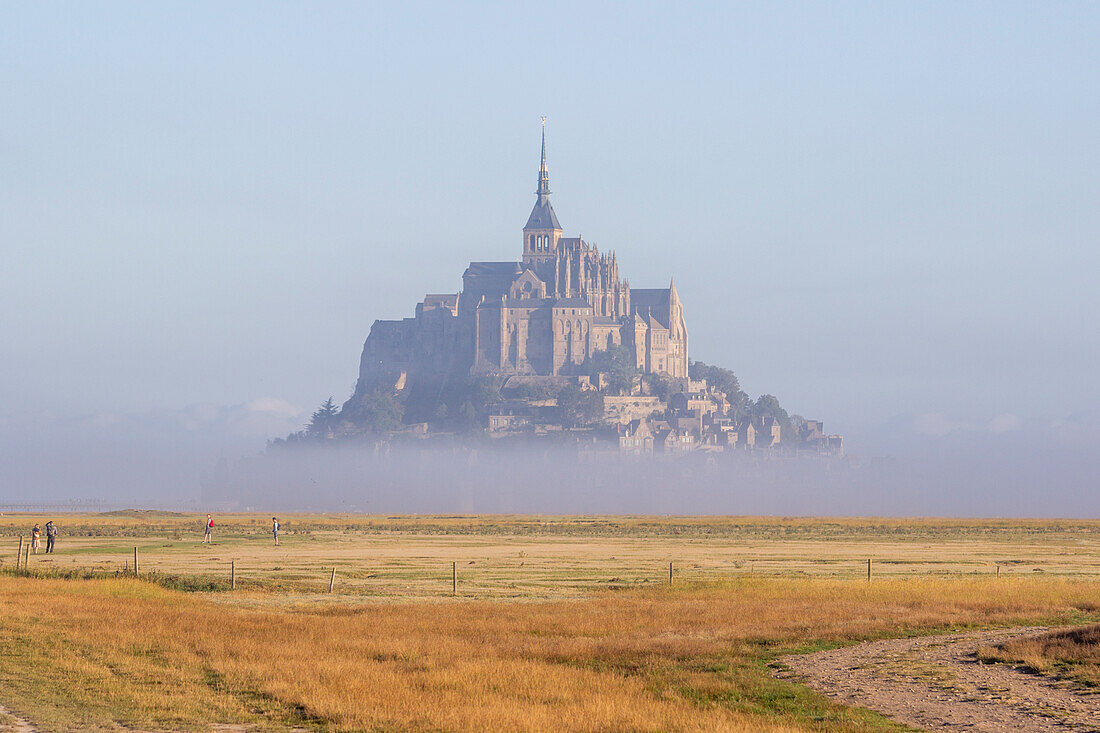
0,704,263,732
777,627,1100,732
0,704,35,733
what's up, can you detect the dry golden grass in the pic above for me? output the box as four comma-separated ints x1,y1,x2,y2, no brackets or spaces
1,574,1099,732
4,513,1099,601
3,514,1099,729
978,623,1100,688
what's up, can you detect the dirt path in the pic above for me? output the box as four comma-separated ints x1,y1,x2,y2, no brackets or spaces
0,704,258,733
0,704,36,733
778,627,1100,732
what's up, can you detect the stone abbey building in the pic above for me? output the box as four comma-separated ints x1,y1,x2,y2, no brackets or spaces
356,125,688,385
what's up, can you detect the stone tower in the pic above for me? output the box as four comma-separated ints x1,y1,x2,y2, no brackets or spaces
349,121,688,393
521,118,562,269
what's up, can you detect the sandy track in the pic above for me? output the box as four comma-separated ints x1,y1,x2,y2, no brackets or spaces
778,627,1100,732
0,704,260,733
0,704,35,733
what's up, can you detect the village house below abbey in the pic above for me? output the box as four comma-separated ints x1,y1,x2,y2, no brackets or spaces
357,123,688,383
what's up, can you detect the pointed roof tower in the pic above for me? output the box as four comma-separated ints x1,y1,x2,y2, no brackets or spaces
537,118,550,197
524,117,561,231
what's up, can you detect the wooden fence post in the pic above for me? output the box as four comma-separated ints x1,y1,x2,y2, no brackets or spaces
995,563,1000,577
24,544,30,571
231,560,236,590
452,561,457,597
133,547,139,575
867,558,872,581
328,566,336,593
17,536,23,570
669,561,673,586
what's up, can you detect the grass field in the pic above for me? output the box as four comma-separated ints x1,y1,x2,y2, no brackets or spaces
0,513,1099,731
2,512,1099,601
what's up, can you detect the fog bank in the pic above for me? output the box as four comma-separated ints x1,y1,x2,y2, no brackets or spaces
198,438,1098,518
2,406,1097,518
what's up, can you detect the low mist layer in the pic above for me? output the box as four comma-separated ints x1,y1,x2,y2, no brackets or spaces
3,406,1097,518
206,440,1098,518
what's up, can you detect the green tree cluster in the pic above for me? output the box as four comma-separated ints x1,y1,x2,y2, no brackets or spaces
557,384,605,427
565,345,638,395
307,397,340,438
752,394,796,444
401,375,502,432
689,361,750,418
351,387,404,432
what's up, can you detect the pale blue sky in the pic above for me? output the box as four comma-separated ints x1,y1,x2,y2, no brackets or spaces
2,1,1098,450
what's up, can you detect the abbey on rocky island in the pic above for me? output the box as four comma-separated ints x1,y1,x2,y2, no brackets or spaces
356,123,688,385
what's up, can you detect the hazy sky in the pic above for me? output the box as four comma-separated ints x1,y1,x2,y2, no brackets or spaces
2,2,1098,465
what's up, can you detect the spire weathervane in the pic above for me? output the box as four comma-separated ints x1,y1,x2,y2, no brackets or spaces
537,117,550,197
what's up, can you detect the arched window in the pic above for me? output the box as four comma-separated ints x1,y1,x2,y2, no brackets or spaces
529,234,535,251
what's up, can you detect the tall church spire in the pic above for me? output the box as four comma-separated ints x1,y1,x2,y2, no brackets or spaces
523,117,562,263
537,116,550,197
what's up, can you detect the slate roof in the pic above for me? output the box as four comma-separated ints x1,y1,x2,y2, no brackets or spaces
463,261,522,278
552,298,593,309
631,288,671,309
524,196,561,230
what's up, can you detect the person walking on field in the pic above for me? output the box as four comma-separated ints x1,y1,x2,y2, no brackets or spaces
203,514,213,543
31,524,41,554
272,517,280,546
44,520,57,554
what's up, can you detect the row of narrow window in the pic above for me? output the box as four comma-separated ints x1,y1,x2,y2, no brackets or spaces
530,234,553,252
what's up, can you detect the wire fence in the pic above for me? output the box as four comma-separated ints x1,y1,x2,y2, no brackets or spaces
6,535,1098,599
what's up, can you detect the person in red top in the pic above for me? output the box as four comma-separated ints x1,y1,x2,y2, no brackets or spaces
203,514,213,544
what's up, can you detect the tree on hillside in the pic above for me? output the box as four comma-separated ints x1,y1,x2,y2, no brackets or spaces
753,394,795,444
558,384,605,427
689,361,740,395
726,389,752,421
357,388,404,432
307,397,340,438
641,373,676,401
455,399,479,431
789,414,807,443
467,376,504,412
753,394,788,421
568,345,638,394
398,375,502,427
399,375,445,424
690,361,750,418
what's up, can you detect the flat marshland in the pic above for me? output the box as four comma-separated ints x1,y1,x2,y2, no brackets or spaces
4,513,1099,599
0,514,1098,731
